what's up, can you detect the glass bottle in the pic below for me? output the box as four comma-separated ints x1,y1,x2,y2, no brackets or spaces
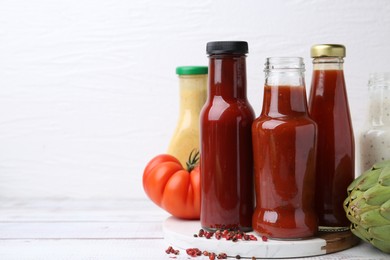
360,72,390,172
200,41,255,231
308,44,355,231
252,57,318,239
167,66,208,167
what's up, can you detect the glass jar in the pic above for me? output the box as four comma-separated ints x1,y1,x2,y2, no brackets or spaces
360,72,390,172
252,57,318,239
167,66,208,167
200,41,255,231
308,44,355,231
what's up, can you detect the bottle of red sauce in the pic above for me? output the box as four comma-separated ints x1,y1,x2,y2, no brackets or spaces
200,41,255,231
308,44,355,231
252,57,318,239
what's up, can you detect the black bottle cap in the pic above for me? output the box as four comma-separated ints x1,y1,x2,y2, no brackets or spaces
206,41,248,55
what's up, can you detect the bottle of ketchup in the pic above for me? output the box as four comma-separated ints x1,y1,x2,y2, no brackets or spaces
200,41,255,231
308,44,355,231
252,57,318,239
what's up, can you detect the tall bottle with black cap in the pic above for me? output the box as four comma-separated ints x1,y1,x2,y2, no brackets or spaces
200,41,255,231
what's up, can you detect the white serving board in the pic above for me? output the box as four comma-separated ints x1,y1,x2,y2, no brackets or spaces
163,217,332,259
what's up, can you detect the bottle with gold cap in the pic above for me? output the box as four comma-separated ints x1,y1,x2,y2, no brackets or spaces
308,44,355,232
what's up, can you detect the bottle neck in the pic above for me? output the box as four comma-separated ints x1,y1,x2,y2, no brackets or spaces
178,74,207,110
312,57,344,71
262,57,309,117
208,54,247,99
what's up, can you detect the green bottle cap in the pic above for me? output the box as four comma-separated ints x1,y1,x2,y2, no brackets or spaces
176,66,208,75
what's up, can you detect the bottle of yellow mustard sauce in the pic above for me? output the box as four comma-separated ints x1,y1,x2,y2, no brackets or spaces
167,66,208,167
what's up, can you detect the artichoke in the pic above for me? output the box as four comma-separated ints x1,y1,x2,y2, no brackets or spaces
343,160,390,253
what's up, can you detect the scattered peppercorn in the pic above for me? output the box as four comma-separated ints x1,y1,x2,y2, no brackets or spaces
193,228,262,243
186,248,202,257
166,229,265,258
165,246,180,255
205,231,213,239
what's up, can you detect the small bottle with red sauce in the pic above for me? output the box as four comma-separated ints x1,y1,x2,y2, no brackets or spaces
252,57,318,239
308,44,355,231
200,41,255,232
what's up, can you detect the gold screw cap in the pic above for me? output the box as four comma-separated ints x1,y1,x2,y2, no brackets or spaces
311,44,346,58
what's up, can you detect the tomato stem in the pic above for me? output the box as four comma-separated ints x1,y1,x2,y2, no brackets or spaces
186,149,200,172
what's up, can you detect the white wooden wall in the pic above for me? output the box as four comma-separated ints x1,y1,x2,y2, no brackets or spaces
0,0,390,201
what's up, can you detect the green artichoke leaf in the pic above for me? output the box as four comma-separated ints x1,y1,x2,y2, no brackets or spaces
357,169,382,191
379,165,390,186
360,208,390,229
347,170,372,193
349,196,379,217
373,160,390,170
364,184,390,206
380,199,390,221
369,225,390,241
346,212,358,225
370,238,390,253
350,224,370,242
348,189,362,201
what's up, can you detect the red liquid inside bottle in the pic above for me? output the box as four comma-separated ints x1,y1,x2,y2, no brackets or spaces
309,45,355,230
252,57,318,239
200,41,255,231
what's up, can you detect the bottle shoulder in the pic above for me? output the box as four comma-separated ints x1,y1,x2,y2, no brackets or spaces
201,96,254,121
361,126,390,135
310,70,349,101
253,115,317,130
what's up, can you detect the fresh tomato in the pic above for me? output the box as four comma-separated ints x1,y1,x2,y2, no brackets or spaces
143,151,200,219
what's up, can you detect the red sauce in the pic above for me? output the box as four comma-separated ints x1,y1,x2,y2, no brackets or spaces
200,53,254,231
252,85,318,239
309,69,355,228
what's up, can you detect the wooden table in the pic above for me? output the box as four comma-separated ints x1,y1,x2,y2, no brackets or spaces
0,199,388,259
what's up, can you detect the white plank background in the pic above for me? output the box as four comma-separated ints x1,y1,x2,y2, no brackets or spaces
1,0,390,201
1,1,390,259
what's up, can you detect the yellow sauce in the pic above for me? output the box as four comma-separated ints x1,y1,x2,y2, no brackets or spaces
167,73,207,167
